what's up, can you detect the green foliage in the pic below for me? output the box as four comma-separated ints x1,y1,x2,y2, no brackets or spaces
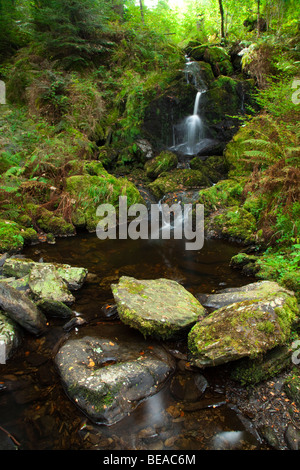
32,0,115,70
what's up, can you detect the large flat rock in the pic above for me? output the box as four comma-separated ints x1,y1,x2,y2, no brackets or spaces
111,276,205,339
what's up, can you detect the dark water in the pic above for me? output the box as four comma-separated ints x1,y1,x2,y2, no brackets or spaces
0,232,268,451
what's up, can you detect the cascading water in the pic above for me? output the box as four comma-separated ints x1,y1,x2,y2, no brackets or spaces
170,58,207,156
185,90,204,155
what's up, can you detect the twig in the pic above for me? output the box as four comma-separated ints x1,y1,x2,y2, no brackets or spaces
0,425,21,447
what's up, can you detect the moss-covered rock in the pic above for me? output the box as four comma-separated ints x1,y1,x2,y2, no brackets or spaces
3,257,88,307
111,276,205,340
29,264,75,305
230,345,293,385
196,61,215,85
196,178,245,216
66,173,144,231
188,285,299,368
144,151,178,180
190,155,228,183
25,204,75,236
203,46,231,65
148,169,210,200
0,219,25,253
203,76,241,127
208,206,257,244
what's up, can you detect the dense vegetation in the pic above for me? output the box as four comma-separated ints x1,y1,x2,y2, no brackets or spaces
0,0,299,296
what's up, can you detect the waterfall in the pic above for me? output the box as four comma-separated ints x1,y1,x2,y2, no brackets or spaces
170,58,207,156
185,91,204,155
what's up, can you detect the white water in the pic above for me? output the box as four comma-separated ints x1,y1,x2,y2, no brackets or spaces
185,91,203,155
170,59,207,156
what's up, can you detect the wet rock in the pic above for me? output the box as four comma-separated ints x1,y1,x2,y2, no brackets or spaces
3,257,88,291
0,275,30,293
259,425,280,449
62,316,87,332
2,257,36,278
29,264,75,305
36,299,73,319
231,345,292,385
0,282,47,336
197,281,295,310
0,312,22,361
284,424,300,450
55,335,175,425
188,286,299,368
170,372,208,401
111,276,205,340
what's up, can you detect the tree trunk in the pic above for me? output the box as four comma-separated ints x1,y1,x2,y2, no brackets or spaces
139,0,145,24
218,0,225,39
257,0,260,37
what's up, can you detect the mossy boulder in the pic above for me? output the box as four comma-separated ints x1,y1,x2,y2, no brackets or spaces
196,61,215,85
55,335,176,425
29,264,76,305
66,173,144,231
230,252,260,276
203,46,231,65
230,344,293,385
207,206,257,244
203,76,240,125
190,155,228,183
144,151,178,180
2,257,88,309
196,178,245,216
148,169,210,200
25,204,75,237
111,276,205,340
198,280,294,310
0,219,25,253
188,45,208,61
188,283,299,368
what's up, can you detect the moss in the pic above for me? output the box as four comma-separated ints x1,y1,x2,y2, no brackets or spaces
148,169,210,199
203,46,231,65
231,345,292,385
0,219,24,253
190,156,228,183
36,208,75,236
211,206,257,243
274,296,299,341
69,383,116,414
197,179,245,216
284,369,300,407
144,151,178,180
188,292,298,368
230,252,259,268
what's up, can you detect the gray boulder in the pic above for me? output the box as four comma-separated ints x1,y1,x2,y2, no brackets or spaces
0,282,47,335
55,335,175,425
197,281,295,309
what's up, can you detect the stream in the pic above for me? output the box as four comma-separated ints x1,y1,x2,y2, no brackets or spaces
0,232,270,451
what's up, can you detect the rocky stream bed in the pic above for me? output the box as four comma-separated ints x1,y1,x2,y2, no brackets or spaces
0,232,299,451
